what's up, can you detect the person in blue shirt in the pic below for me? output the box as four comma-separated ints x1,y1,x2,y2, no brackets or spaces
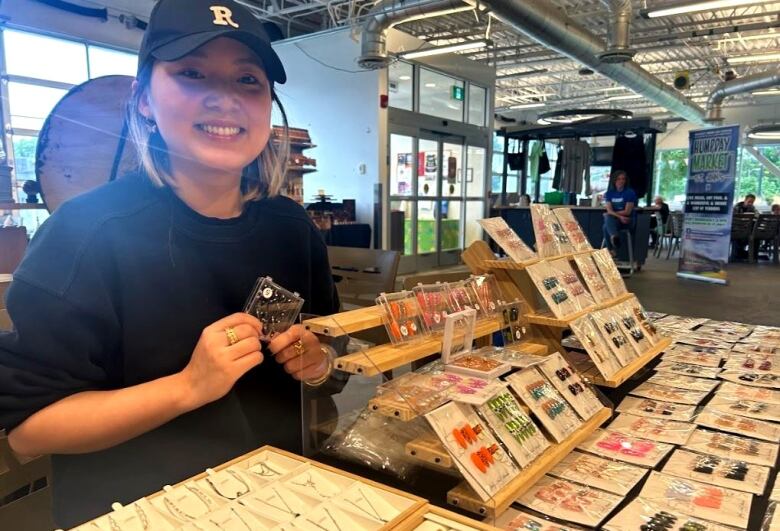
603,169,637,255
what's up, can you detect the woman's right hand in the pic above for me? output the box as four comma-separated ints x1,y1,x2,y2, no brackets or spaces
178,313,264,410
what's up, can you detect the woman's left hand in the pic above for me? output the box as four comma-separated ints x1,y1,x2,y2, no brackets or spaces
268,325,329,382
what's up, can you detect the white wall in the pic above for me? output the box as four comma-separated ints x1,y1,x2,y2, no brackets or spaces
273,30,381,225
1,0,147,50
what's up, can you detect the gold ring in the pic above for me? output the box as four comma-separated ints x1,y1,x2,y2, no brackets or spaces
293,339,306,356
225,327,239,346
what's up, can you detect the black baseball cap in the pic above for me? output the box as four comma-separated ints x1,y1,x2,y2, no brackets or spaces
138,0,286,84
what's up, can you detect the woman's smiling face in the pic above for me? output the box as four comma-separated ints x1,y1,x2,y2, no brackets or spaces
139,37,272,178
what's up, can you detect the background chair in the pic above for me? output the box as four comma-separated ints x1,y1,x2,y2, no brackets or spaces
730,214,756,262
0,227,27,275
665,212,684,260
750,214,780,264
327,246,400,309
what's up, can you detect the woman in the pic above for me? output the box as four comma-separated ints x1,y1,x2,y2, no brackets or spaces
603,169,637,254
0,0,338,526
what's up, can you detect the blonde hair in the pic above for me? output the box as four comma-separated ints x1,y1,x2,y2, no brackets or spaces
126,63,290,201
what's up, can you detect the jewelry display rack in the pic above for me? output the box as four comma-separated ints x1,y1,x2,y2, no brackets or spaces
274,126,316,205
301,300,612,521
461,240,671,388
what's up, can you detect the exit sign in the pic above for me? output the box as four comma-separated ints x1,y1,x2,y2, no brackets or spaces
451,85,464,101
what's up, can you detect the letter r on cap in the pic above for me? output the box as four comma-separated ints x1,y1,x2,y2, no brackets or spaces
210,6,239,28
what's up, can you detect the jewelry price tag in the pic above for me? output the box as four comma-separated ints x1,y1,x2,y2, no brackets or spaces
548,450,648,496
243,276,304,340
684,429,779,468
662,448,771,495
577,428,675,468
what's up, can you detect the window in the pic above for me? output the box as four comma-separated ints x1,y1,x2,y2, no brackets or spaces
4,29,88,84
1,28,138,215
468,84,486,126
388,61,413,111
88,46,138,78
653,149,688,211
737,146,780,209
419,68,464,122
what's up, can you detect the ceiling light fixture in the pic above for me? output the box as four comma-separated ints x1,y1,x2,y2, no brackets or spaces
424,83,437,88
537,108,633,125
399,75,411,81
641,0,763,18
747,124,780,140
496,68,549,80
753,89,780,96
510,102,546,109
602,94,643,102
728,52,780,64
400,39,489,60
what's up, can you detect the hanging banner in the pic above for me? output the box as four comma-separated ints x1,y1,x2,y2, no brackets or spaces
677,125,740,284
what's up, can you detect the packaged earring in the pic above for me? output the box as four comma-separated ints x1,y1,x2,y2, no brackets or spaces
498,509,589,531
718,369,780,388
636,472,751,529
717,381,780,404
644,372,719,393
425,401,519,499
687,429,778,467
506,366,582,442
609,413,696,445
536,352,603,420
467,274,503,317
694,407,780,442
412,282,453,331
546,258,595,313
663,344,726,368
243,277,305,340
708,395,780,423
552,208,592,253
616,396,697,422
578,428,674,468
445,280,481,314
589,308,637,366
476,390,550,468
530,204,576,258
613,300,653,356
570,314,622,379
629,381,710,405
592,248,628,298
516,475,623,528
477,217,537,263
376,291,428,345
572,253,613,305
655,361,723,379
604,498,737,531
526,261,579,319
662,448,771,495
548,450,648,496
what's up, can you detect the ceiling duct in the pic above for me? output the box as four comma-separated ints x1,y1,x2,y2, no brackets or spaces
707,70,780,122
467,0,706,124
358,0,471,70
597,0,635,64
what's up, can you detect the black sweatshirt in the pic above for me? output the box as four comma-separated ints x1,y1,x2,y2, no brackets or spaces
0,174,338,528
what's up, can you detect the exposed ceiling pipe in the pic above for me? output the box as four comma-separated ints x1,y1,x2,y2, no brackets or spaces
466,0,706,124
707,70,780,122
598,0,635,63
358,0,471,70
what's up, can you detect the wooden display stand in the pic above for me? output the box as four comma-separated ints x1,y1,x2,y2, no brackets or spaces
394,504,501,531
274,126,316,205
462,240,669,388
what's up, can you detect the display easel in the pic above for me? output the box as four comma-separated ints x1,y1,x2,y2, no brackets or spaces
462,240,671,389
302,304,612,520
